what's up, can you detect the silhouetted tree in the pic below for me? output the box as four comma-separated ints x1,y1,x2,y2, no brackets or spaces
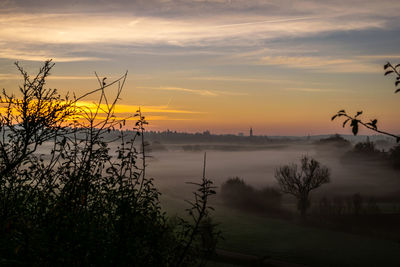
275,156,330,217
332,62,400,142
0,60,75,180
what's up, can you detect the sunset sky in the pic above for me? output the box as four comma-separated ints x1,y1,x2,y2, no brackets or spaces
0,0,399,135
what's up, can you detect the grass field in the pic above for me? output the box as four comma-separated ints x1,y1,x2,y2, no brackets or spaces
162,194,400,267
214,208,400,266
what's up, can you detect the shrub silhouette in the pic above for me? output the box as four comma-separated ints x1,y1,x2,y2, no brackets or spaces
388,145,400,169
0,61,219,266
342,139,384,161
275,156,330,217
317,134,351,148
221,177,255,209
220,177,282,213
353,140,379,154
259,187,283,211
314,193,381,216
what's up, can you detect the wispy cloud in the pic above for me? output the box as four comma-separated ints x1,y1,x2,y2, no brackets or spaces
284,87,338,93
0,12,386,48
75,101,201,115
0,74,18,80
356,55,400,60
188,75,324,85
142,86,218,96
0,47,103,62
138,86,246,96
47,75,97,80
0,74,98,80
65,101,200,124
94,115,192,121
260,55,380,73
3,0,399,19
0,0,397,63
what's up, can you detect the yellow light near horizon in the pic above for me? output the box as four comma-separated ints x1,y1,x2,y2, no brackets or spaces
74,101,199,115
0,98,197,129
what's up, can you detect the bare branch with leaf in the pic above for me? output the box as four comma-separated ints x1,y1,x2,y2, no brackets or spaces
332,62,400,142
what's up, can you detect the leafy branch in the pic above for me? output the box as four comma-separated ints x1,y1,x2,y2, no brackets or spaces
332,62,400,142
175,152,220,267
383,62,400,93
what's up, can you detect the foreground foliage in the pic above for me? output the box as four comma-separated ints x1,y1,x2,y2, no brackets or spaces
0,61,218,266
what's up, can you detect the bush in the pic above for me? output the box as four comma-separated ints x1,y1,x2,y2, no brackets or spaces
341,140,386,164
220,177,255,210
0,61,219,266
353,140,380,154
314,193,381,217
220,177,282,213
388,145,400,169
317,134,351,148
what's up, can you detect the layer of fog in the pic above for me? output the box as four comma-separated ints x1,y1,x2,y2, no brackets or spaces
35,140,400,209
146,143,400,204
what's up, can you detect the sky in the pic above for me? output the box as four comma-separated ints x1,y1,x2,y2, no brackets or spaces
0,0,399,135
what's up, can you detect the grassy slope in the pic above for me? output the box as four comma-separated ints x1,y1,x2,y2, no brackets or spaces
162,194,400,267
215,208,400,266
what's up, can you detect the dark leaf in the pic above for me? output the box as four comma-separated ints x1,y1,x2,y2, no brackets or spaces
384,63,390,70
342,119,350,127
395,81,400,86
331,114,338,121
384,70,394,76
355,111,363,117
338,109,345,113
395,63,400,68
366,119,378,130
395,89,400,93
350,119,359,135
